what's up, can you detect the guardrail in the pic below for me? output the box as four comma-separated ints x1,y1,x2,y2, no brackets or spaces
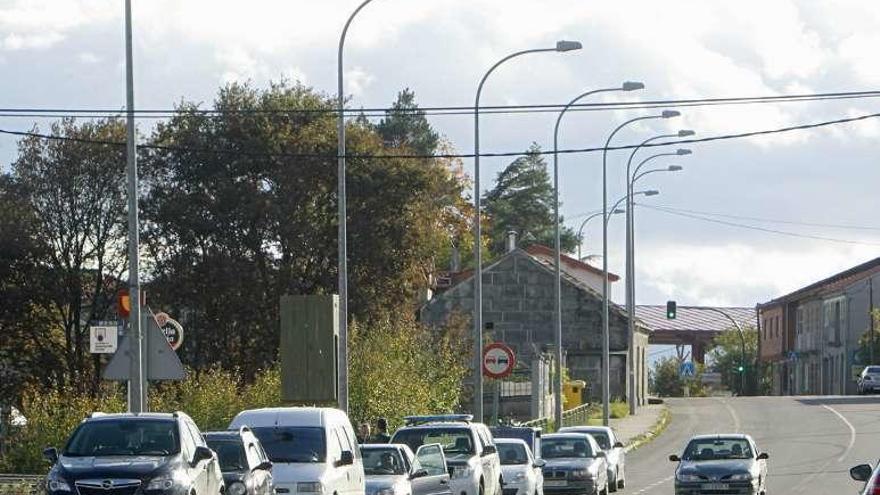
520,403,598,431
0,474,43,495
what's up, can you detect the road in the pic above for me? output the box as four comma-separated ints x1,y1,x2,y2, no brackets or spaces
624,396,880,494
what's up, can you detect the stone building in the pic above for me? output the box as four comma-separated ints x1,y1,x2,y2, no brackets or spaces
420,244,651,405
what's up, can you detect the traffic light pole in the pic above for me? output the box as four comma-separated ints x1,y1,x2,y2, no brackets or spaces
695,306,746,395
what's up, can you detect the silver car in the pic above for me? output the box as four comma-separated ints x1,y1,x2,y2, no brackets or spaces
540,434,608,495
558,427,625,492
669,434,769,495
857,366,880,394
361,443,452,495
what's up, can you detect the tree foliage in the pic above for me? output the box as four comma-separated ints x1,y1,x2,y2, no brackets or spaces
649,356,703,397
707,327,759,395
376,88,440,156
856,309,880,365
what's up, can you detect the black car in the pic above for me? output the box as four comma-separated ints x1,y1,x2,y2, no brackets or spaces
204,427,274,495
44,411,223,495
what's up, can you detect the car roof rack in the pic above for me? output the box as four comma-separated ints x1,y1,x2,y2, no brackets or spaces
404,414,473,426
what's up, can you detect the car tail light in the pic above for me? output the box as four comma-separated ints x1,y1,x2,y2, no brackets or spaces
870,480,880,495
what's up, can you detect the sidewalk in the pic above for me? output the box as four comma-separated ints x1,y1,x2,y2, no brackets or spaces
609,403,668,451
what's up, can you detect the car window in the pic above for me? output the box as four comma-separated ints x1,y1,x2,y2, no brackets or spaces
497,443,529,465
247,444,262,467
683,438,753,461
541,437,594,459
867,367,880,374
186,421,206,448
477,427,493,451
416,444,447,476
393,428,475,456
180,423,195,459
207,439,248,471
362,447,407,475
329,428,345,460
250,426,326,463
63,419,180,457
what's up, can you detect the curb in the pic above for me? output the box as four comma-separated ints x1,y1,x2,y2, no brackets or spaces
623,406,671,453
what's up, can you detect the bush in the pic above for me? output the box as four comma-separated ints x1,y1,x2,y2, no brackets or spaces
610,401,629,419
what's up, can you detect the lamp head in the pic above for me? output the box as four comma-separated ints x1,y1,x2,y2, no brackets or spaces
677,129,695,137
676,148,692,155
661,110,681,119
643,190,660,196
555,40,583,52
612,208,625,214
668,165,683,171
621,81,645,91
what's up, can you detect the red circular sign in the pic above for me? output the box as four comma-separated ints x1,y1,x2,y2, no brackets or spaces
482,342,516,379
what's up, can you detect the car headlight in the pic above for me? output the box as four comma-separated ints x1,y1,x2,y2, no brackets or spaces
728,473,752,481
377,488,396,495
146,474,176,491
676,473,703,482
570,469,592,479
451,466,474,479
46,474,71,492
229,481,247,495
298,481,325,493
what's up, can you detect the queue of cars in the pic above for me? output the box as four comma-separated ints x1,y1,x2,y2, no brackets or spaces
43,409,640,495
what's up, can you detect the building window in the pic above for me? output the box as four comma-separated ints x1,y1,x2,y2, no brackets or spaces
776,316,780,339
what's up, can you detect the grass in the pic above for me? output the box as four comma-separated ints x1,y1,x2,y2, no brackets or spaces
610,401,629,419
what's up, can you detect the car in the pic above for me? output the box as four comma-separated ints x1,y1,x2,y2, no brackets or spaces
489,427,542,459
669,434,769,495
391,415,502,495
361,443,452,495
43,411,223,495
857,366,880,394
204,426,275,495
495,438,544,495
557,426,626,492
229,407,365,495
849,461,880,494
540,433,608,495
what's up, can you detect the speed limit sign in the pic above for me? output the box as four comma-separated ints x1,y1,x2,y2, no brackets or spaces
482,342,516,379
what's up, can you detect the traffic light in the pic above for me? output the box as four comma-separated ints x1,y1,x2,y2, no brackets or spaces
737,365,745,373
666,300,677,319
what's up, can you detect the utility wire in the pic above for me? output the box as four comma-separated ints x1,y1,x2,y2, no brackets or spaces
648,204,880,232
2,110,880,160
638,202,880,247
0,89,879,119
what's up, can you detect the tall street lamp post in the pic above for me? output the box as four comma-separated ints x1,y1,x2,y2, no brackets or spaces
694,307,747,394
552,81,643,428
577,210,624,262
600,110,679,425
473,40,582,422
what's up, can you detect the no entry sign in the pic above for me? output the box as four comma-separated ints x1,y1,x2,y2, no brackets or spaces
482,342,516,379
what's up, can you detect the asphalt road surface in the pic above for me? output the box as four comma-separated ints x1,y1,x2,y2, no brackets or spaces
624,396,880,494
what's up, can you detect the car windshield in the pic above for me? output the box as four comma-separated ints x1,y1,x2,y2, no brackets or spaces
683,438,753,461
541,438,593,459
498,443,528,465
362,447,407,475
250,427,326,463
63,419,180,457
866,367,880,374
206,439,247,471
392,428,475,456
569,431,610,450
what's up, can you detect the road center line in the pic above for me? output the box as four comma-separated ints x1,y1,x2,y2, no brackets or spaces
719,398,741,433
822,404,856,462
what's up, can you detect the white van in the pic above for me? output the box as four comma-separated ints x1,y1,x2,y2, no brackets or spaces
229,407,365,495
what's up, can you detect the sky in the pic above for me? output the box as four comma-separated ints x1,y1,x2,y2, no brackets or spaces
2,0,880,309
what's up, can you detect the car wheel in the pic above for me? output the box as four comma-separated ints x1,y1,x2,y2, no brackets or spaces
617,476,625,490
497,478,503,495
608,470,617,493
479,480,485,495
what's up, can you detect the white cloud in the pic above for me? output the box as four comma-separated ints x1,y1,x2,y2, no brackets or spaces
345,67,374,97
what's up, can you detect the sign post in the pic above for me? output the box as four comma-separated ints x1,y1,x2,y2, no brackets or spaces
483,343,515,426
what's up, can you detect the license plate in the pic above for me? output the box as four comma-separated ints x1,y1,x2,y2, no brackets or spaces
545,480,568,487
701,483,729,491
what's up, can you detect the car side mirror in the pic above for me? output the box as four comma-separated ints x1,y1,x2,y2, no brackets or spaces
43,447,58,464
336,451,354,467
411,468,429,480
193,446,214,466
482,445,497,456
613,442,624,449
254,460,273,471
533,459,546,468
757,452,769,460
669,454,681,462
851,464,873,482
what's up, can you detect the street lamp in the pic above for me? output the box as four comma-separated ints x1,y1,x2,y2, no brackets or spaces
336,0,377,414
577,210,624,261
552,81,643,428
600,110,679,425
473,40,582,422
693,307,748,395
632,165,683,183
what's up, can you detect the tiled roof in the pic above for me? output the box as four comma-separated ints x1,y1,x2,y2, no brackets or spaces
636,305,756,333
525,244,620,282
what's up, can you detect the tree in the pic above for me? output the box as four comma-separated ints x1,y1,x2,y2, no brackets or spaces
483,144,578,256
856,309,880,365
649,356,703,397
376,88,439,156
707,327,759,395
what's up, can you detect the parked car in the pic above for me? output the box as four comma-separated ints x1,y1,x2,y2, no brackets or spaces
43,411,223,495
857,366,880,394
850,461,880,494
229,407,365,495
391,415,502,495
490,427,542,459
495,438,544,495
540,433,608,495
669,434,768,495
204,426,274,495
361,443,452,495
557,426,625,491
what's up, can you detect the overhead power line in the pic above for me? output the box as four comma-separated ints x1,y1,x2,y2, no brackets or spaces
2,110,880,161
648,204,880,232
0,89,879,119
638,203,880,247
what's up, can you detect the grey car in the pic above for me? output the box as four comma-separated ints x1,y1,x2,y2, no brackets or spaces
557,426,625,492
362,443,452,495
540,433,608,495
857,366,880,394
669,434,768,495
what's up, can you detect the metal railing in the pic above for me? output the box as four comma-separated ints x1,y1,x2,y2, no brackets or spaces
520,403,597,432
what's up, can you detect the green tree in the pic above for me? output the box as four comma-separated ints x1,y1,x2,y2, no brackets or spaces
856,309,880,365
649,356,704,397
483,144,578,256
376,88,439,156
707,327,759,395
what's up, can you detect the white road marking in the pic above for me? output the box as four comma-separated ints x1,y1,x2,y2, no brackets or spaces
631,475,674,494
822,404,856,462
717,397,741,433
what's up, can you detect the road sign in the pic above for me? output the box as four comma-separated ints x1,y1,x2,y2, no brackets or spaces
679,361,695,378
89,322,119,354
104,309,185,381
701,372,722,385
153,312,184,351
483,342,516,379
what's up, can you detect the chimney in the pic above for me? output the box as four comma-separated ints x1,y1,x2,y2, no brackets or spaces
506,230,518,253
